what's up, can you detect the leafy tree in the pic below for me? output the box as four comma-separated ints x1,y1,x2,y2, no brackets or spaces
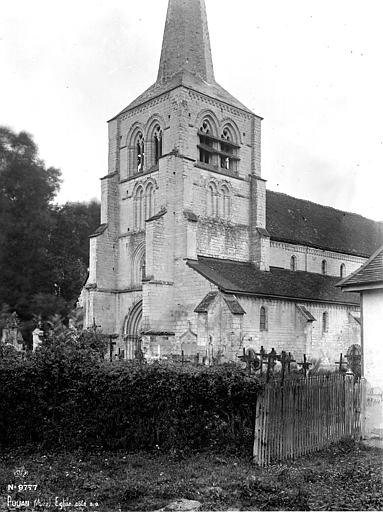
0,127,61,316
0,126,101,343
48,201,100,305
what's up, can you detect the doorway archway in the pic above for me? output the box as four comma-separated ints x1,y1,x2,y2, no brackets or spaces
124,299,143,359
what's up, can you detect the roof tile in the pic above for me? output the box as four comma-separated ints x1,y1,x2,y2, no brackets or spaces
187,256,360,306
266,191,383,257
338,245,383,289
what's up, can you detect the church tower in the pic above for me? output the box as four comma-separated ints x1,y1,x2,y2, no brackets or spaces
82,0,269,359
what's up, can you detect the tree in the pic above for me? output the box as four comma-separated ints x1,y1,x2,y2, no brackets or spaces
0,127,101,344
48,201,101,305
0,127,61,313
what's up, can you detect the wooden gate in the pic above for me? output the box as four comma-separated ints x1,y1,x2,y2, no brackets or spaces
253,373,363,466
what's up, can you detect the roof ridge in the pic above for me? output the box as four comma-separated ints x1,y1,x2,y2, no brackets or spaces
267,189,382,224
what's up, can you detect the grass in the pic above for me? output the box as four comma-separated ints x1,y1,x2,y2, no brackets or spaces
0,441,382,511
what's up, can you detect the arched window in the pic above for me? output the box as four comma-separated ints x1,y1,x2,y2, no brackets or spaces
220,126,238,172
132,245,146,287
340,263,346,278
139,252,146,282
290,255,297,271
260,306,268,331
134,186,144,229
145,182,155,220
221,185,231,219
135,132,145,173
153,125,163,165
321,259,327,276
198,120,214,165
322,312,328,333
208,182,218,217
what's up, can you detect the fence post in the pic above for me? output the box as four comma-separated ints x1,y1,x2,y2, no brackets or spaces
253,388,264,465
344,371,354,437
360,377,367,439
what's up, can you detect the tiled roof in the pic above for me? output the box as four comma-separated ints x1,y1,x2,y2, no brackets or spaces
266,191,383,257
194,291,246,315
337,245,383,289
187,256,360,306
195,292,217,313
222,294,246,315
296,305,316,322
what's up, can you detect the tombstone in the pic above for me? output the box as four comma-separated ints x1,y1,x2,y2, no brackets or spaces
1,312,24,351
346,344,362,377
180,321,198,357
32,327,44,351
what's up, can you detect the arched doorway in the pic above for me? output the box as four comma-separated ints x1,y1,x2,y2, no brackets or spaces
124,299,143,359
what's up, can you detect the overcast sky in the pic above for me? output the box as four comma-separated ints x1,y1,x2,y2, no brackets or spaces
1,0,382,221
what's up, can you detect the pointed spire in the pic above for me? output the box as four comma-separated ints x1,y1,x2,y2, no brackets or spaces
114,0,254,117
157,0,215,84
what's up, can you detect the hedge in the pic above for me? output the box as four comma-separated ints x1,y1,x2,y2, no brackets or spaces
0,343,261,454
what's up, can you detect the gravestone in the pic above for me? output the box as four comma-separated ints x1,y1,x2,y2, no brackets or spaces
180,321,198,356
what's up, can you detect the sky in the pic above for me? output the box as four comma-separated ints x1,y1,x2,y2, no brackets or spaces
1,0,382,221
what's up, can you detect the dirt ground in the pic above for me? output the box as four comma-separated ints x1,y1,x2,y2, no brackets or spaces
0,441,382,511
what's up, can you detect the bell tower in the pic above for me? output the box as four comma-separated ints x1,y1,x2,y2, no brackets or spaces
82,0,269,359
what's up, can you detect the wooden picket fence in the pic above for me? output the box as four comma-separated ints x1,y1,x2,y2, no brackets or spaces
253,373,363,466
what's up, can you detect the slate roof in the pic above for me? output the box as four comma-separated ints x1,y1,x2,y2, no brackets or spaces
337,244,383,290
222,294,246,315
187,256,360,306
195,291,246,314
195,291,217,313
296,305,316,322
266,191,383,257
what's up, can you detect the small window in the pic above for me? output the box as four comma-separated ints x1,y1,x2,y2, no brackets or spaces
134,187,144,229
322,312,328,333
220,127,237,172
208,183,218,217
145,183,155,220
290,255,297,271
221,185,231,219
321,259,327,276
198,120,213,165
260,306,268,331
135,132,145,173
153,125,163,165
340,263,346,278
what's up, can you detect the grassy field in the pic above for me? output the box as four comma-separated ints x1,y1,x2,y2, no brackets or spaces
0,441,382,511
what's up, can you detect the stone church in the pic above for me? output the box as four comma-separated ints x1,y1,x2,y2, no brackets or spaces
81,0,383,364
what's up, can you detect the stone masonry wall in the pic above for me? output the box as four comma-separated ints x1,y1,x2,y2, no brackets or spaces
270,241,366,277
237,295,360,363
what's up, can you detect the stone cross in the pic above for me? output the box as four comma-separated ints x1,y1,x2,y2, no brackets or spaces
297,354,312,377
335,353,348,373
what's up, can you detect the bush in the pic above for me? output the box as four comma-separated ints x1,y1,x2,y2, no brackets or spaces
0,333,261,454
